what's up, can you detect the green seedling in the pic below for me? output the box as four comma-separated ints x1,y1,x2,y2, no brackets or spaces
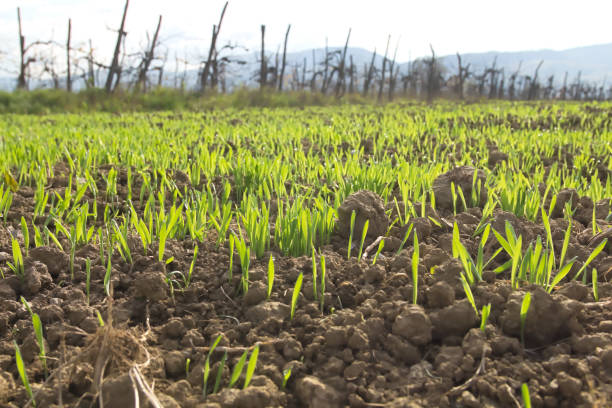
243,344,260,389
396,223,414,255
228,234,235,281
234,234,250,294
85,258,91,305
460,273,479,318
96,310,105,327
311,248,318,301
357,219,369,260
520,292,532,348
480,303,491,332
572,238,607,281
20,217,29,257
14,341,36,407
347,210,356,259
185,358,191,377
187,245,198,287
521,383,531,408
493,220,523,289
592,268,599,302
372,239,385,265
320,255,326,312
282,367,292,389
290,273,303,320
229,350,248,388
104,249,112,297
203,335,223,398
546,258,577,293
8,236,24,280
21,297,47,377
411,233,419,305
213,351,227,394
267,255,274,299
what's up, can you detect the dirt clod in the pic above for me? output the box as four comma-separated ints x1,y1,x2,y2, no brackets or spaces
336,190,389,239
433,166,488,210
295,375,342,408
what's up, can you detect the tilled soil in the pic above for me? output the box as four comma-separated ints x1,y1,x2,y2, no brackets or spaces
1,175,612,408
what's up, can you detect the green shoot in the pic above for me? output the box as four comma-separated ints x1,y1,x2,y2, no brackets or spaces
521,383,531,408
8,236,24,280
228,350,248,388
291,273,303,320
203,335,223,398
213,351,227,394
372,239,385,265
267,255,274,299
357,219,369,260
20,217,29,257
96,310,105,327
572,239,607,281
228,234,235,281
396,223,414,255
411,233,419,304
592,268,599,302
312,248,318,301
243,344,259,389
282,367,292,389
85,258,91,305
320,255,326,312
460,273,479,318
14,341,36,407
347,210,356,259
480,303,491,332
520,292,532,348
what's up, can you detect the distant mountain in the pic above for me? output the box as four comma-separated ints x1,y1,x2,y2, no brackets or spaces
2,43,611,91
162,42,612,89
433,43,612,85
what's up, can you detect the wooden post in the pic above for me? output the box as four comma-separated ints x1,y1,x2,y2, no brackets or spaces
105,0,129,93
334,28,351,97
136,15,163,92
387,38,399,100
278,24,291,91
200,1,228,92
322,38,329,94
66,18,72,92
378,35,390,101
362,48,376,97
17,7,27,90
260,25,266,90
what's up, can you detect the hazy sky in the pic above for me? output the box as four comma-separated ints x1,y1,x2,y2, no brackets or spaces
1,0,612,71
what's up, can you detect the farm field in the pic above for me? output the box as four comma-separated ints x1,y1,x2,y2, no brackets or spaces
0,101,611,407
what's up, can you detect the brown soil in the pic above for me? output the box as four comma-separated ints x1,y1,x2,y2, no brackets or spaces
1,174,612,407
